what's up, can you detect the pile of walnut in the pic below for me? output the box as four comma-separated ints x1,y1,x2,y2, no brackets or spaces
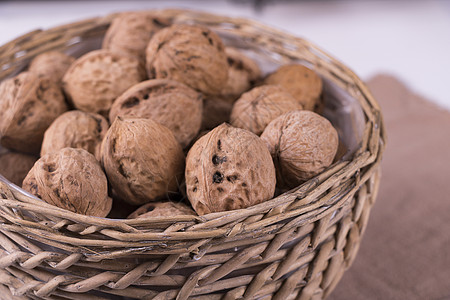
0,12,340,218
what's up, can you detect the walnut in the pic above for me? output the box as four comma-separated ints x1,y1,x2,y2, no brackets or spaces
222,47,261,99
230,85,303,135
185,123,276,215
128,201,196,219
264,64,322,111
102,12,169,64
0,152,37,186
22,148,112,217
0,72,68,154
101,117,185,205
145,24,228,95
41,110,109,161
62,49,146,116
260,110,338,188
183,130,211,155
28,51,75,82
109,79,202,148
201,48,261,130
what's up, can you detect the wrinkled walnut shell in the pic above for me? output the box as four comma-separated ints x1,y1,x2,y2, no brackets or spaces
0,72,68,154
264,64,322,111
201,48,261,130
109,79,202,148
230,85,303,135
103,12,169,64
145,24,228,95
0,151,37,186
185,123,276,215
260,110,338,188
101,117,185,205
28,51,75,82
62,49,145,116
41,110,109,161
128,201,196,219
222,47,261,99
22,148,112,217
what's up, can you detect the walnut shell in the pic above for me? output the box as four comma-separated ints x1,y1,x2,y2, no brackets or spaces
28,51,75,82
62,49,145,116
109,79,202,148
102,12,169,64
230,85,303,135
260,110,338,188
22,148,112,217
128,201,196,219
0,152,37,186
185,123,276,215
201,48,261,130
0,72,68,154
264,64,322,111
41,110,109,161
145,24,228,95
222,47,261,99
101,117,185,205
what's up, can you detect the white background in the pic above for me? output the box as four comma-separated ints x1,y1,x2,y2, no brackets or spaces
1,0,449,111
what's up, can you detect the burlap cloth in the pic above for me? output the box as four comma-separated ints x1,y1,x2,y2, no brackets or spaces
329,74,450,300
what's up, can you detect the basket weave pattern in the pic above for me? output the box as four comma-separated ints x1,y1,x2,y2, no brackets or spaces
0,9,385,300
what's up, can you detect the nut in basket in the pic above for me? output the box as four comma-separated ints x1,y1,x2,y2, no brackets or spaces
0,9,385,300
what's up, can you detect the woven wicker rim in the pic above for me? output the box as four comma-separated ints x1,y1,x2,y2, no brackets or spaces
0,8,385,249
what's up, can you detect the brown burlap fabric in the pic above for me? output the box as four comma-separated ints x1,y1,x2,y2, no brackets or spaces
329,74,450,300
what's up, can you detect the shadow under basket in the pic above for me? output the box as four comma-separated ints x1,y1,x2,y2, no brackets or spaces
0,9,386,300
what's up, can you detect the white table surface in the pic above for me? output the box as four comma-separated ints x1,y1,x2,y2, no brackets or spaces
1,0,449,111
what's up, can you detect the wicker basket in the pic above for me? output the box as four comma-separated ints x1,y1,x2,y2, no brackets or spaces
0,9,386,300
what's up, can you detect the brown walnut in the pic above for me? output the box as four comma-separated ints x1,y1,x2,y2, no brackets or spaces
0,72,68,154
62,49,145,116
0,152,37,186
264,64,323,111
103,12,169,64
222,47,261,99
230,85,303,135
109,79,202,148
185,123,276,215
145,24,228,95
260,110,339,188
22,148,112,217
28,51,75,82
201,48,261,130
101,117,185,205
128,201,196,219
41,110,109,161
